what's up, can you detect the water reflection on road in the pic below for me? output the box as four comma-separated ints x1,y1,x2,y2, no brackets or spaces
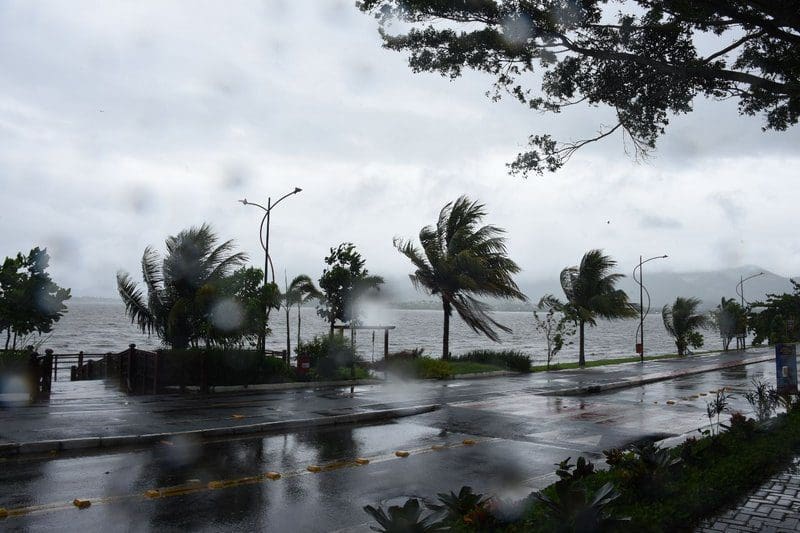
0,360,779,532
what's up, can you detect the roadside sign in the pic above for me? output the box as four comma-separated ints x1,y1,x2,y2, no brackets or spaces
775,343,798,395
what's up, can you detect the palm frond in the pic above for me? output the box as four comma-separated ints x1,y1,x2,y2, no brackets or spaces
116,270,157,334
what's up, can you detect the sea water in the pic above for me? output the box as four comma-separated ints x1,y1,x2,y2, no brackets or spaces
36,299,728,366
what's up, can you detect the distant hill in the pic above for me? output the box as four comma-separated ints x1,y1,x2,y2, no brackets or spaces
387,266,796,312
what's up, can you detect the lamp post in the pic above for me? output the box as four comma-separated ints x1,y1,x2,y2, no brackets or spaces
239,187,302,354
736,271,764,308
633,254,668,363
735,271,764,350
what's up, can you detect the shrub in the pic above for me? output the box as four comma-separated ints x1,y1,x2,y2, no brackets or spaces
157,349,290,387
296,335,358,368
416,358,453,379
384,356,453,380
453,349,531,372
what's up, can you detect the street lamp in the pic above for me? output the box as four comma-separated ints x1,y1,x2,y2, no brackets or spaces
239,187,302,354
735,271,764,351
736,271,764,308
633,254,668,363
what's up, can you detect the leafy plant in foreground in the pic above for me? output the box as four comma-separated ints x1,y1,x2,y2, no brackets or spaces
533,482,627,533
743,378,781,422
427,486,490,526
705,389,733,437
363,498,445,533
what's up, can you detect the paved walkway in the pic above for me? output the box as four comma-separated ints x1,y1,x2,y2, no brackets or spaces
0,348,773,455
697,458,800,533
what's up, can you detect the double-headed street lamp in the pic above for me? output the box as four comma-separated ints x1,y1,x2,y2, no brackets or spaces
239,187,302,354
736,271,764,308
633,254,668,363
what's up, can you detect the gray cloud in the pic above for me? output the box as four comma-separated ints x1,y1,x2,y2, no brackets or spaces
1,2,799,297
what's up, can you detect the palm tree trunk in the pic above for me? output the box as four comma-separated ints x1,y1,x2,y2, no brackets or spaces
297,306,301,350
442,300,451,361
285,307,291,366
4,329,10,351
578,320,585,368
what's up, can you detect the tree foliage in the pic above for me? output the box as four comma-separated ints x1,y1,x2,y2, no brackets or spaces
534,294,575,368
394,195,526,359
317,243,384,335
714,296,747,350
358,0,800,176
115,224,271,349
282,274,321,360
560,249,636,367
662,296,709,356
0,247,71,350
747,279,800,345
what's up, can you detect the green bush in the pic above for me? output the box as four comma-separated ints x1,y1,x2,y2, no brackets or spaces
296,335,358,367
518,410,800,532
0,350,29,370
158,349,290,387
453,350,531,373
385,356,452,379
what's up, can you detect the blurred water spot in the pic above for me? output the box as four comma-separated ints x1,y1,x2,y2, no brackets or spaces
126,185,156,214
501,14,533,47
46,233,80,265
0,373,32,407
154,434,201,469
222,164,250,190
210,298,244,332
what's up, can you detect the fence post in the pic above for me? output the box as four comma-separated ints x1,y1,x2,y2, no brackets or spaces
43,349,54,393
78,351,84,369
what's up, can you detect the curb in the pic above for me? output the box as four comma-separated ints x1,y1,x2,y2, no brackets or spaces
450,370,519,380
162,378,384,394
0,404,439,457
538,354,774,397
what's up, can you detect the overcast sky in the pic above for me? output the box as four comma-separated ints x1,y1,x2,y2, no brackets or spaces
1,1,799,298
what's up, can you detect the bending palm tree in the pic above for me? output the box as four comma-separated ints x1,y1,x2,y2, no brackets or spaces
662,297,709,356
560,250,637,367
116,224,247,349
282,274,321,363
394,196,526,360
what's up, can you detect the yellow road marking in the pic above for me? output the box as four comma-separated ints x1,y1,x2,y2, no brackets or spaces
0,438,492,520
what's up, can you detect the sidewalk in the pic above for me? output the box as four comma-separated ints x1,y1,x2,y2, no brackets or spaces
697,458,800,532
0,348,773,456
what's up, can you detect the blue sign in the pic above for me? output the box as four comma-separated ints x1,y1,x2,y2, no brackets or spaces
775,344,798,395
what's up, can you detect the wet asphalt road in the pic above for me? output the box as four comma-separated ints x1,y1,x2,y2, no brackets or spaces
0,360,778,532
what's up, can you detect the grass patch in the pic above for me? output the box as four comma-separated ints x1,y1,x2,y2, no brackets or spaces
453,349,531,372
534,353,677,372
449,361,504,375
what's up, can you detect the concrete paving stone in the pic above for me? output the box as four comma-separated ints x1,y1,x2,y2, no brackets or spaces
768,508,786,519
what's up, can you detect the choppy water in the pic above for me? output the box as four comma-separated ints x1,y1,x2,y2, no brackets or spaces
37,299,730,365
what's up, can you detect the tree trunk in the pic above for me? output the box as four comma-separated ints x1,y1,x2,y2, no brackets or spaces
4,328,9,351
12,331,17,351
297,306,302,351
285,307,291,366
442,300,451,361
329,316,335,338
578,320,585,368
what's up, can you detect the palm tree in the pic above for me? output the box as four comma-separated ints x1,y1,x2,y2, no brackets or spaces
662,297,709,356
394,196,526,360
116,224,247,349
560,250,637,367
282,274,321,362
